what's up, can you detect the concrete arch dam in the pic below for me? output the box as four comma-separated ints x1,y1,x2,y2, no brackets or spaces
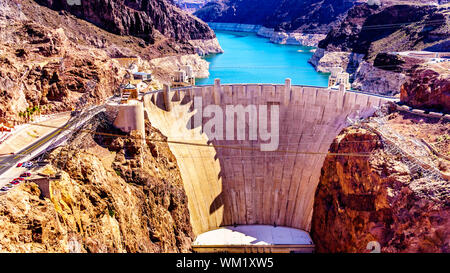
143,81,389,252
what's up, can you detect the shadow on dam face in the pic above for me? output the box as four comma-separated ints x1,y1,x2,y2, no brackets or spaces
143,82,389,250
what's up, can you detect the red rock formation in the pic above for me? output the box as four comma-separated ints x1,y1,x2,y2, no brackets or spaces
0,114,193,253
0,0,217,120
35,0,216,43
311,127,449,253
400,63,450,113
0,20,126,119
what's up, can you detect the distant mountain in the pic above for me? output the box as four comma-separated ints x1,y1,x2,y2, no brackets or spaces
194,0,358,34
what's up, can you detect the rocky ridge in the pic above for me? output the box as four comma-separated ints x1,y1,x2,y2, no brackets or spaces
312,117,450,252
400,62,450,113
0,112,193,253
0,16,126,119
35,0,221,53
0,0,217,120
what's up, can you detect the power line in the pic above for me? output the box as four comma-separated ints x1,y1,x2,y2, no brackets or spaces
0,117,443,158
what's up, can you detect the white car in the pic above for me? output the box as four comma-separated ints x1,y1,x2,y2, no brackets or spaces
23,162,33,168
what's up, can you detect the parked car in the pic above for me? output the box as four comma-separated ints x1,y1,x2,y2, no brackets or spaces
16,177,24,181
0,187,9,191
25,172,31,177
23,162,33,168
5,184,13,188
16,162,23,167
10,181,20,185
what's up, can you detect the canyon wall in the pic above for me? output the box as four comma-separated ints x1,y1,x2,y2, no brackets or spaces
0,14,127,119
195,0,357,34
35,0,215,43
310,3,450,95
400,62,450,113
0,0,221,120
311,125,449,253
317,4,449,60
208,23,325,47
0,113,193,252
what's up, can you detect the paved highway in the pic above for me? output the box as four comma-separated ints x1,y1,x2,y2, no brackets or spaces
0,119,73,177
0,105,107,183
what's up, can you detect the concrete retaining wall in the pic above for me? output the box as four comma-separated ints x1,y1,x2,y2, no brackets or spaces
112,102,145,137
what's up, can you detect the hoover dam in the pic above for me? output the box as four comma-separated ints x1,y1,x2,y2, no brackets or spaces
142,80,390,252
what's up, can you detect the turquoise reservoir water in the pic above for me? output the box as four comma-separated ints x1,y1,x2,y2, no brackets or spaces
196,31,329,86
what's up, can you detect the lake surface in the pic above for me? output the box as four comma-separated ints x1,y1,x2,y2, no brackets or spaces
196,31,329,86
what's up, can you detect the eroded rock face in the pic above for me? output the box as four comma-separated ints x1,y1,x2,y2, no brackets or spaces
318,4,449,60
0,0,221,120
311,3,449,95
400,63,450,113
311,127,449,253
188,38,223,56
0,20,126,119
35,0,216,43
150,54,211,80
0,114,193,253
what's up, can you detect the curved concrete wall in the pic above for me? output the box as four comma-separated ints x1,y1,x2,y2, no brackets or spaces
143,83,389,235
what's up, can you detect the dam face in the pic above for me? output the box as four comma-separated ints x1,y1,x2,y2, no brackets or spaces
143,81,388,250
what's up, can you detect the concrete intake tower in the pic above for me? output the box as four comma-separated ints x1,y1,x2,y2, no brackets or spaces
143,79,390,252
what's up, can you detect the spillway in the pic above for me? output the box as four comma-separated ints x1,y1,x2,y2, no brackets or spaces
143,80,389,252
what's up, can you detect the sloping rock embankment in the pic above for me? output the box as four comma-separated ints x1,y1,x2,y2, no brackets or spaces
0,113,193,253
311,124,450,253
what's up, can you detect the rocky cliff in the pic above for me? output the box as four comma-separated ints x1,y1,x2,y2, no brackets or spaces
310,3,450,95
36,0,215,43
35,0,222,56
311,111,450,253
0,0,220,121
0,10,126,120
400,62,450,113
0,113,193,253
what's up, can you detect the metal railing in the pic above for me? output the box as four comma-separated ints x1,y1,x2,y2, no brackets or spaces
358,111,445,182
